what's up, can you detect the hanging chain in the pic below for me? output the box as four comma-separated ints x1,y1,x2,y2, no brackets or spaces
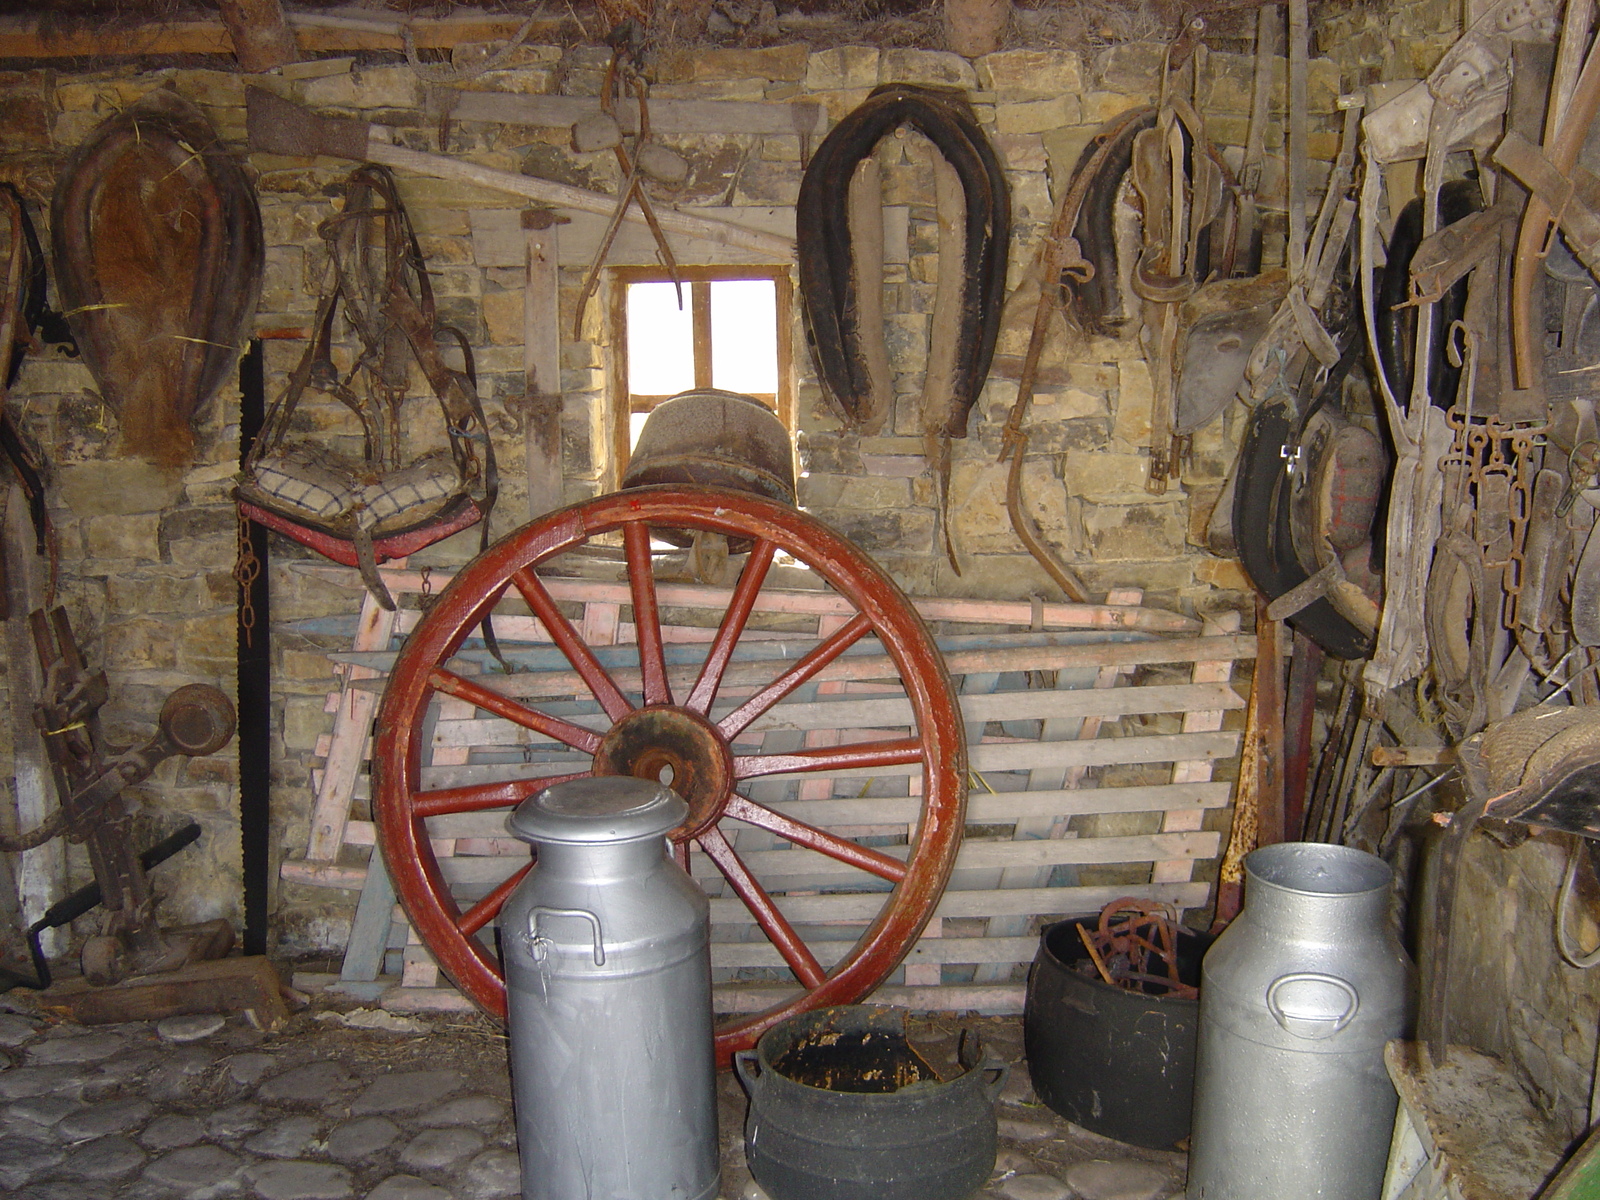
1441,409,1546,596
234,509,261,647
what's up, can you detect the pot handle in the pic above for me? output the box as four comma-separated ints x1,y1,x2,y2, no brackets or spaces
980,1056,1011,1103
733,1049,761,1092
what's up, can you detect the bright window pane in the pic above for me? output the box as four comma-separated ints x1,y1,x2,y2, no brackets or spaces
710,279,778,395
627,282,694,395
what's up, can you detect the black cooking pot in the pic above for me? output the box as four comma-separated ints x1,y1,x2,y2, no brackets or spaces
1023,918,1210,1149
735,1005,1007,1200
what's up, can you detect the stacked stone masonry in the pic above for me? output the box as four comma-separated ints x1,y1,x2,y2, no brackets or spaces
0,36,1347,960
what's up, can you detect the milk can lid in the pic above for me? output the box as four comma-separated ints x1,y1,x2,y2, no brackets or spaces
507,777,687,844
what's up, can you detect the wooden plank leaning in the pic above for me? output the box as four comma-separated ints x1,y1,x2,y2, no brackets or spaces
305,581,404,862
1153,610,1242,906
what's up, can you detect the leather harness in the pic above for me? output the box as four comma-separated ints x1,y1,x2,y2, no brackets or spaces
239,165,497,611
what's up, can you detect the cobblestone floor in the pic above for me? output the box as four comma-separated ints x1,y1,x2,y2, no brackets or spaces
0,986,1186,1200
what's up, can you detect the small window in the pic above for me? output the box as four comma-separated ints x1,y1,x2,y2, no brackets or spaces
610,265,795,479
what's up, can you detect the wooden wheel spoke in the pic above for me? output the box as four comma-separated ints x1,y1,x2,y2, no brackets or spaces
457,863,531,937
623,520,673,707
733,736,924,781
685,539,776,715
697,825,826,989
413,772,589,818
511,566,633,720
429,667,602,753
725,793,907,883
716,612,874,739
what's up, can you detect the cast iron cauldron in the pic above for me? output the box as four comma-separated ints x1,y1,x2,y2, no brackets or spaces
1024,917,1210,1149
736,1005,1007,1200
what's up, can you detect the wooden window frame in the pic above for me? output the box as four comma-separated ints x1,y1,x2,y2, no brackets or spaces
608,264,795,486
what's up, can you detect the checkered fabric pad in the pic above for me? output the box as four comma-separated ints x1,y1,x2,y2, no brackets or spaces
243,444,464,535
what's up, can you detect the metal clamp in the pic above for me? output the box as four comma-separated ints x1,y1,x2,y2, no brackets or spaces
1267,972,1359,1040
529,906,606,966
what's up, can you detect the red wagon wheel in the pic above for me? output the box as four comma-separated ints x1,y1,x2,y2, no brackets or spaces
374,485,967,1064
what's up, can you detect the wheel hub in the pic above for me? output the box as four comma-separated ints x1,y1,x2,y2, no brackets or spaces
591,706,734,841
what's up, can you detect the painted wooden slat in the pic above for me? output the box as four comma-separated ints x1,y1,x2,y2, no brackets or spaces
395,934,1043,972
700,828,1223,877
407,730,1240,796
431,832,1218,887
782,781,1234,824
330,780,1233,842
314,727,1243,804
366,875,1210,924
379,980,1033,1016
362,635,1258,706
818,730,1239,777
428,681,1246,748
332,625,1151,672
711,935,1045,969
712,983,1028,1015
290,562,1201,633
685,832,1218,890
714,880,1213,924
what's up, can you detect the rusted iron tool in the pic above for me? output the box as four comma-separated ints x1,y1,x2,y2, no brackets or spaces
5,607,237,986
1075,898,1197,999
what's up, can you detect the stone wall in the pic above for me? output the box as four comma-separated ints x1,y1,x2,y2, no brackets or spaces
0,38,1350,956
1446,832,1600,1143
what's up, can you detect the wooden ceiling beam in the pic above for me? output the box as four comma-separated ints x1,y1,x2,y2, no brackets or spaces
0,13,575,62
218,0,299,71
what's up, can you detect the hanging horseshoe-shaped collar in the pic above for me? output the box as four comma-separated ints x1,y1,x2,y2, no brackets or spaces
797,84,1010,436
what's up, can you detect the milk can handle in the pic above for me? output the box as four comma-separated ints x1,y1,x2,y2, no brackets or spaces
733,1050,761,1091
529,906,605,966
1266,972,1359,1039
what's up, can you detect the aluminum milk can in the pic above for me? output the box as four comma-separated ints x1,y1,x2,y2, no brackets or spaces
502,777,719,1200
1186,842,1410,1200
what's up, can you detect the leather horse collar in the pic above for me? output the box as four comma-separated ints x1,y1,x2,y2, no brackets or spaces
51,88,262,466
797,84,1009,437
2,183,74,388
1234,343,1376,660
1060,108,1155,337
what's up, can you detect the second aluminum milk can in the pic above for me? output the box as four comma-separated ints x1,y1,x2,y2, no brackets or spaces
1187,842,1410,1200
